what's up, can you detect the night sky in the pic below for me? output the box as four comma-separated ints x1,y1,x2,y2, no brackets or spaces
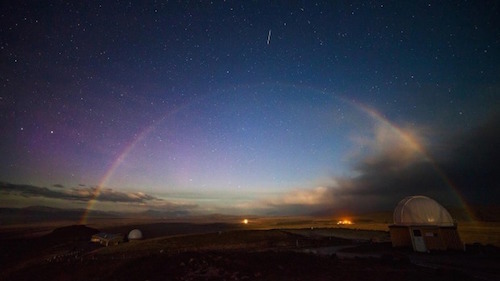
1,1,499,216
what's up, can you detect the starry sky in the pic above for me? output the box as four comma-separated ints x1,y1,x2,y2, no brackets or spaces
1,1,499,216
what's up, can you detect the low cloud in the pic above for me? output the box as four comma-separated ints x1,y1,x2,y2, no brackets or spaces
0,182,162,203
69,186,161,203
144,200,199,216
279,186,332,205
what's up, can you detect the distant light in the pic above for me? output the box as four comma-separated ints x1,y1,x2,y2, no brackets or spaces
243,219,249,224
337,219,353,225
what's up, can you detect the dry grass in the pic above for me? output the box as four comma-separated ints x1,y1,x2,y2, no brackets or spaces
3,214,498,247
457,221,500,246
95,230,290,255
242,217,500,247
299,216,500,247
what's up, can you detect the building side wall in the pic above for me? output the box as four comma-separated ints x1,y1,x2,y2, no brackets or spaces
420,227,446,251
389,226,411,247
439,227,464,250
390,225,464,251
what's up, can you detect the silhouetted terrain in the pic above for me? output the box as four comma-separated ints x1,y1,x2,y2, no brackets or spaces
1,221,499,281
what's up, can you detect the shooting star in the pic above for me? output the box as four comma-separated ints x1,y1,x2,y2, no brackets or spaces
267,29,272,45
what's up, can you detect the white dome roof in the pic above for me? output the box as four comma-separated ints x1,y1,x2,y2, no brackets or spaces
128,229,143,240
393,196,454,226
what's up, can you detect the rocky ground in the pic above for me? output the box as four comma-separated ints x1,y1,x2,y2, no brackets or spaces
1,224,499,281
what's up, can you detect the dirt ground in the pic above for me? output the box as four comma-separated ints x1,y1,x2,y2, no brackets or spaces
1,223,499,281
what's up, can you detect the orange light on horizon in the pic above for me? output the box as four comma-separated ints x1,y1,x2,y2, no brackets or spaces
337,219,353,225
243,219,249,224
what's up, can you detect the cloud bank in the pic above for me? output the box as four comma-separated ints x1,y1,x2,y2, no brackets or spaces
262,113,500,216
0,182,161,203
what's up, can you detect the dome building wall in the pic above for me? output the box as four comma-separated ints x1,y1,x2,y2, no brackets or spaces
127,229,143,241
389,196,464,252
393,196,455,226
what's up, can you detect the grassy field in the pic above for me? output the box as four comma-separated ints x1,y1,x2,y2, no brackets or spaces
93,219,500,256
232,216,500,247
457,221,500,247
2,214,499,247
301,220,500,247
232,214,499,244
1,217,499,281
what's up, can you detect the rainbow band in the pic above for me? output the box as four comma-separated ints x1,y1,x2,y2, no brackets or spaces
349,100,475,221
79,104,188,224
79,83,475,224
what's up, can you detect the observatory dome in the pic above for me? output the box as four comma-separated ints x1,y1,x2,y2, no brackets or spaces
128,229,143,240
393,196,454,226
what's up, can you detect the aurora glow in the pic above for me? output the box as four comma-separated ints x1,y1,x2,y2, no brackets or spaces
1,1,498,217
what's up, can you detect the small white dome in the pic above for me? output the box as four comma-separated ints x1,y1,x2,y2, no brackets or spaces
128,229,143,240
393,196,454,226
